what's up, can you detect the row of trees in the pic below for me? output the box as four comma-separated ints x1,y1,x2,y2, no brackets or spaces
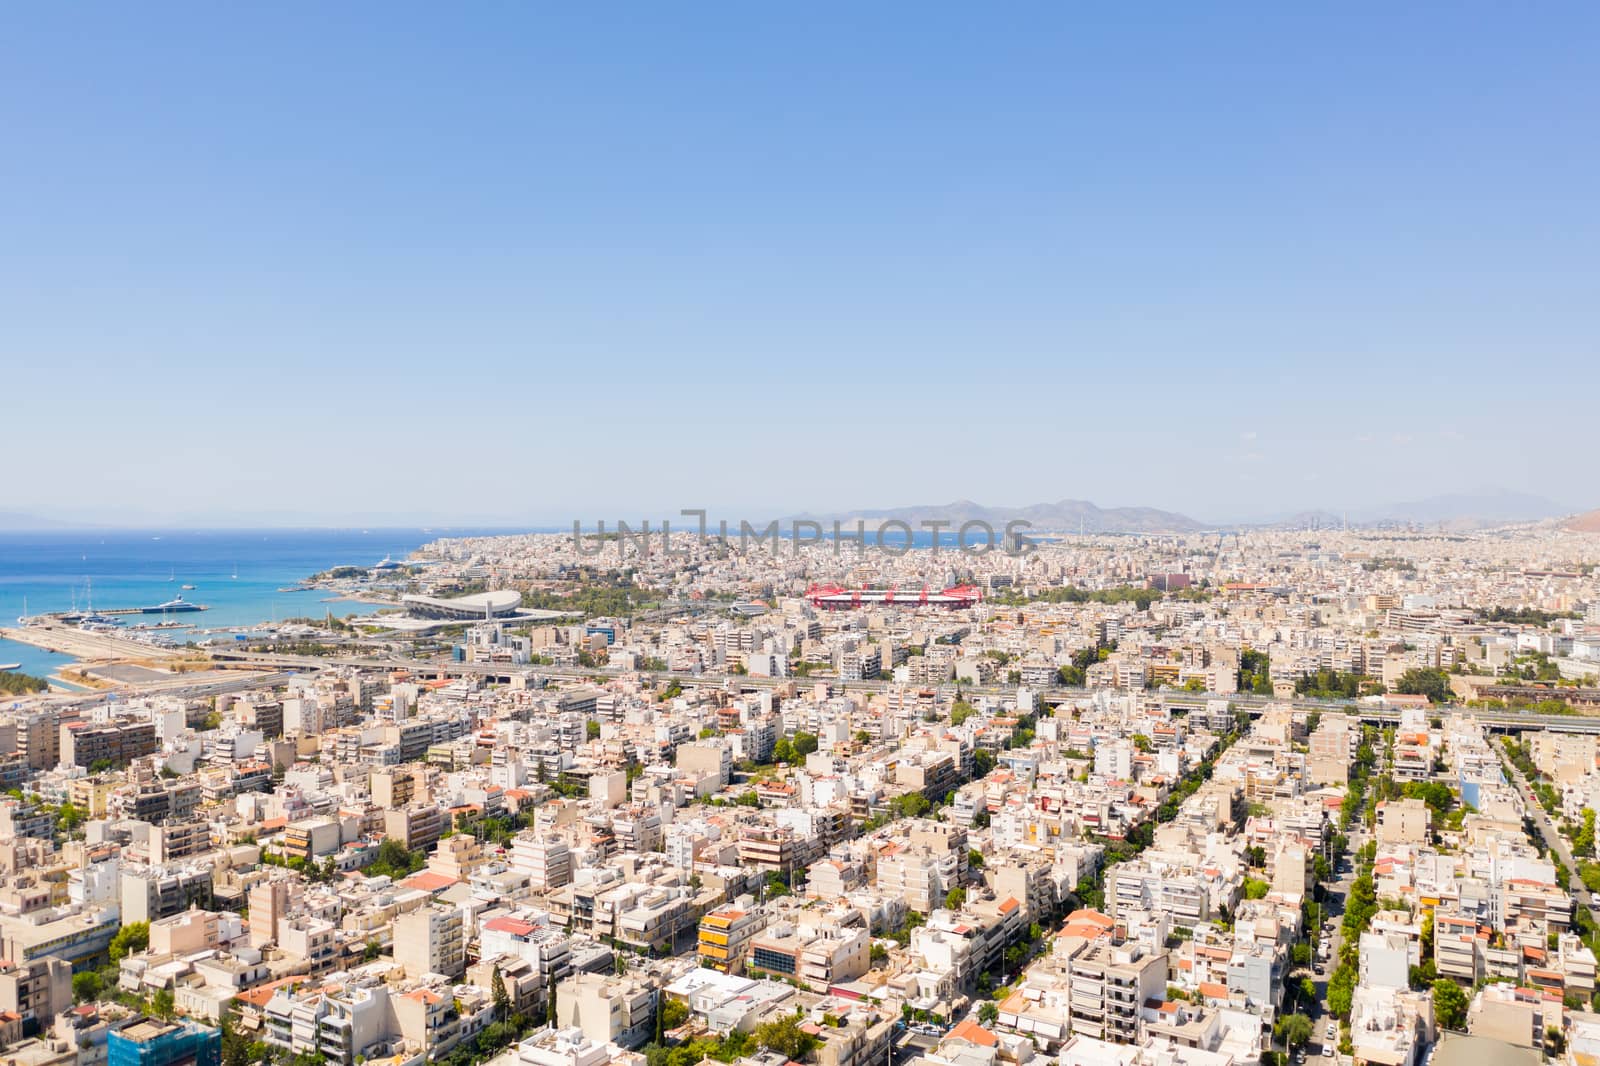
990,585,1162,611
641,1009,817,1066
0,670,48,695
1293,670,1382,700
1238,649,1272,695
1056,642,1116,687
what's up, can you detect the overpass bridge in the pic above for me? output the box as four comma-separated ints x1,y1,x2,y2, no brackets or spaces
202,647,1600,734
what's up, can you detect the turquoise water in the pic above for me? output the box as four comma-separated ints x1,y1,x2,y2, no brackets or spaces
0,527,523,680
0,635,82,688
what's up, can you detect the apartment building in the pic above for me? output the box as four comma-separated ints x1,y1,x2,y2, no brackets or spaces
510,833,573,893
698,901,769,973
61,721,158,769
1063,941,1167,1044
738,825,816,878
1375,799,1430,845
1433,912,1484,982
746,920,869,992
108,1019,221,1066
283,817,342,861
1106,860,1213,930
554,972,656,1051
279,916,338,976
0,956,71,1028
395,904,466,979
383,805,443,851
120,866,213,924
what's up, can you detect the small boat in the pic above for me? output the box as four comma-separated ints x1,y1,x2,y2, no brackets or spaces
0,663,21,672
181,584,196,590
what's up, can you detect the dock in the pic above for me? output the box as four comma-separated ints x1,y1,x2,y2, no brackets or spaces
0,624,185,663
98,605,209,615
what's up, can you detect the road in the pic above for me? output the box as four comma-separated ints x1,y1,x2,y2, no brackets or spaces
1501,757,1600,927
1309,825,1363,1064
198,648,1600,733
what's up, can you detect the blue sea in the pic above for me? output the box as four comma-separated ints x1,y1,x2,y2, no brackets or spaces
0,527,522,680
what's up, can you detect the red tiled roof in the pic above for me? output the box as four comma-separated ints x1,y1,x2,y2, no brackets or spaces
948,1019,999,1047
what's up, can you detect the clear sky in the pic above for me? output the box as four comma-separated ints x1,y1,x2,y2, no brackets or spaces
3,4,1596,527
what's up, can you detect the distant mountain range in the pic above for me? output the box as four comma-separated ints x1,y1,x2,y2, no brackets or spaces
1353,491,1568,526
0,510,88,531
1247,491,1572,530
4,492,1587,534
784,498,1209,534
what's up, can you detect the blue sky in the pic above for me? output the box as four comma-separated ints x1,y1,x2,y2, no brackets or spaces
3,4,1596,526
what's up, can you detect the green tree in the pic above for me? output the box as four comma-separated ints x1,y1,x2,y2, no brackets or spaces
586,720,601,740
1577,808,1597,859
892,793,931,819
945,888,967,910
791,732,819,758
660,997,689,1032
152,987,175,1019
110,921,150,961
0,671,49,696
1327,963,1356,1018
492,966,511,1020
1394,669,1451,704
977,1002,999,1026
72,971,101,1003
949,701,976,727
1243,877,1270,900
1275,1013,1313,1048
57,801,84,834
1432,979,1468,1029
755,1013,819,1060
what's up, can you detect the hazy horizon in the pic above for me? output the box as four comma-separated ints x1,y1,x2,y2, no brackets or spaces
0,485,1585,532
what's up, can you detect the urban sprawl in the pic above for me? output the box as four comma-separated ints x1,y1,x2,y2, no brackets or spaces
4,524,1600,1066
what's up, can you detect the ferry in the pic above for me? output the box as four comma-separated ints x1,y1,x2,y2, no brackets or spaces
141,596,204,614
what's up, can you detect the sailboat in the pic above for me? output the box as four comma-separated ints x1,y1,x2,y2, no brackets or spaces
15,597,31,626
79,579,120,628
232,563,239,580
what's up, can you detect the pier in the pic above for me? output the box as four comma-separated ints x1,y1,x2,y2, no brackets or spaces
95,605,209,615
0,624,185,663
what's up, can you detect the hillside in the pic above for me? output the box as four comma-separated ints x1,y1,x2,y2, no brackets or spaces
1563,509,1600,534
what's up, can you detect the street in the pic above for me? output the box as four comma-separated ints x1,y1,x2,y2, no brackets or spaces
1502,757,1600,926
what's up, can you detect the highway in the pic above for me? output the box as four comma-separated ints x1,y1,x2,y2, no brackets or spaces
7,670,295,712
199,647,1600,733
